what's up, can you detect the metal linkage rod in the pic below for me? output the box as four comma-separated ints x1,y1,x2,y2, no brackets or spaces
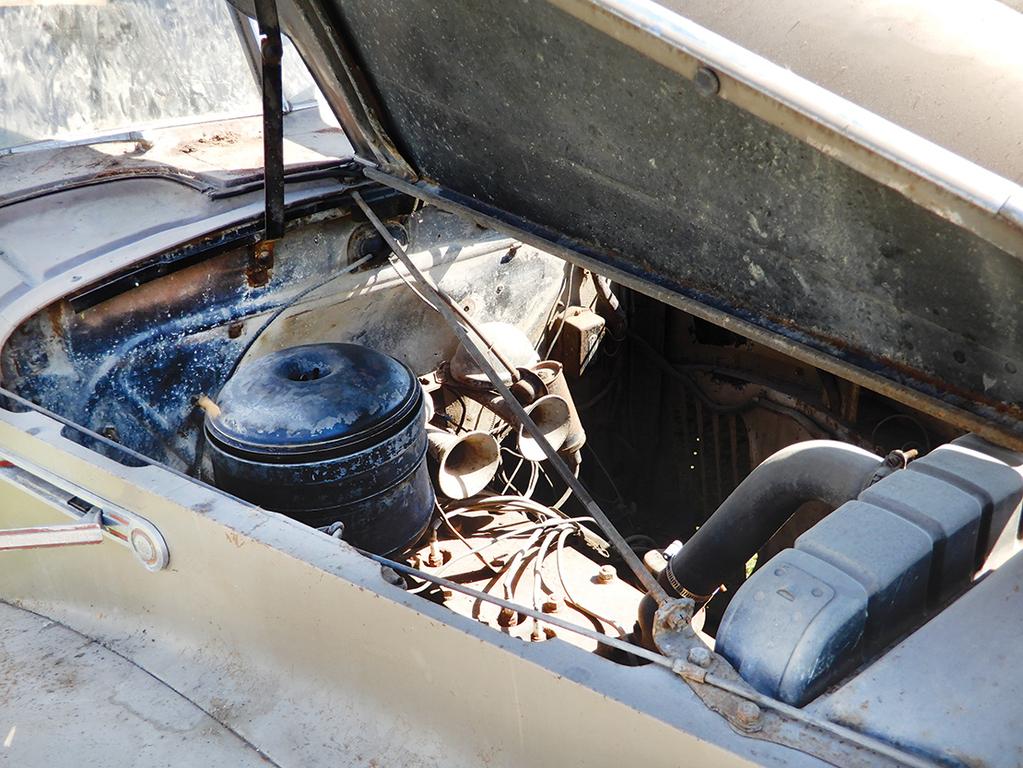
351,191,668,602
363,549,661,663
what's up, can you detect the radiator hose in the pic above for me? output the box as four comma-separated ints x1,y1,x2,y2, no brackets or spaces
640,440,882,638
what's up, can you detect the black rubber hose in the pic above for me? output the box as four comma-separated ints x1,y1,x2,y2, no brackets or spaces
640,440,882,639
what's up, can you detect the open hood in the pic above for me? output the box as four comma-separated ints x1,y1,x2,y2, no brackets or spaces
260,0,1023,449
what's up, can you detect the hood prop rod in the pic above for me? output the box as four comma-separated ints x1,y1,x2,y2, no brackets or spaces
253,0,286,242
351,191,668,604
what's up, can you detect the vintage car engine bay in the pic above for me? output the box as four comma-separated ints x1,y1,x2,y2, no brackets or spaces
3,190,1023,767
3,0,1023,765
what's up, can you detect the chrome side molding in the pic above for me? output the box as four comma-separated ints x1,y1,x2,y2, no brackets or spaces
0,453,169,571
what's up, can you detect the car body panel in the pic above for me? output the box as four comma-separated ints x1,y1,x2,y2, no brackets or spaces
0,407,819,767
271,0,1023,449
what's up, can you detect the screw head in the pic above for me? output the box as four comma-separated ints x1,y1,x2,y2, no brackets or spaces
694,66,720,97
687,646,712,668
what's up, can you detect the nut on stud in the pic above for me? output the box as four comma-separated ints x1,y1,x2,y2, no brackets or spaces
596,564,616,584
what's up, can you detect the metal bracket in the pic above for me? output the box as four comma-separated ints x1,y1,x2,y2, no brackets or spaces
651,598,934,768
0,455,169,571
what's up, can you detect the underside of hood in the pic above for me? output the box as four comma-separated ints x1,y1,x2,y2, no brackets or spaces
254,0,1023,449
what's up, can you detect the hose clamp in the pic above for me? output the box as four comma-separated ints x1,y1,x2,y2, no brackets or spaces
664,564,714,603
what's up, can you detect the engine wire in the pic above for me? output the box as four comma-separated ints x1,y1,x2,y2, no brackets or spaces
352,191,665,603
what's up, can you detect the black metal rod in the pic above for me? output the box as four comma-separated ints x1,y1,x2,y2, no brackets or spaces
253,0,286,241
362,549,663,664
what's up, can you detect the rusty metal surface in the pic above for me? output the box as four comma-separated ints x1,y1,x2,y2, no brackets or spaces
1,207,568,473
292,0,1023,448
408,504,642,651
0,108,352,210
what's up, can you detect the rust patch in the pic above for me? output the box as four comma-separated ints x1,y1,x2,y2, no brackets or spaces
196,131,239,146
45,303,65,337
246,241,275,288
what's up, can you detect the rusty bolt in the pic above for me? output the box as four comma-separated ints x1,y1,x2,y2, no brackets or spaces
542,596,561,613
254,242,274,264
663,607,690,632
694,66,720,97
687,646,712,668
596,565,616,584
530,621,544,642
497,607,519,627
735,700,762,729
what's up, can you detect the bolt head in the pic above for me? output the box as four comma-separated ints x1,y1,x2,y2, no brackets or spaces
596,565,616,584
687,646,712,668
694,66,721,97
542,596,560,613
735,700,762,728
665,609,690,630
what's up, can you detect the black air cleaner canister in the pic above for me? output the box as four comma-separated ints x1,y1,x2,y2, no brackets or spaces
205,343,433,554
